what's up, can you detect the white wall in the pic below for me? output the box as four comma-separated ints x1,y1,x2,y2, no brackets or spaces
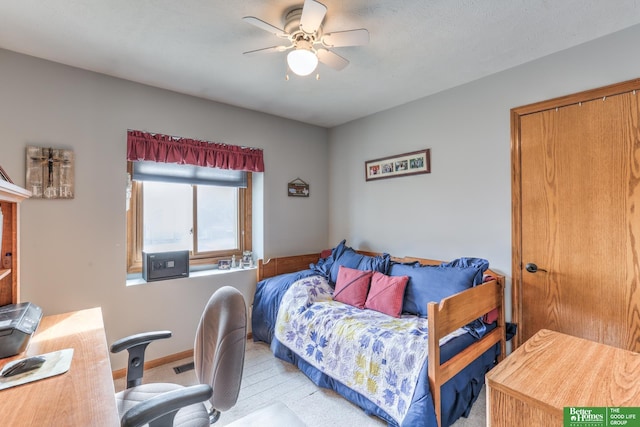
0,48,329,369
328,24,640,319
3,23,640,369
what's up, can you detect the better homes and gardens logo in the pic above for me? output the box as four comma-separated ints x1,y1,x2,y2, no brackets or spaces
564,407,640,427
565,407,606,426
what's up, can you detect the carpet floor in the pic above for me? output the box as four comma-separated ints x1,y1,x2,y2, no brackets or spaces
114,339,487,426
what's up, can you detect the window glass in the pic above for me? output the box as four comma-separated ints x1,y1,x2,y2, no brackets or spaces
127,163,251,275
196,185,238,252
142,181,193,252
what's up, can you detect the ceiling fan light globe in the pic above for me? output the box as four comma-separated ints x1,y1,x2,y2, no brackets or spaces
287,49,318,76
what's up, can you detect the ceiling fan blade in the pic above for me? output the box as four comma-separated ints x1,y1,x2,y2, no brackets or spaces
316,48,349,71
243,45,291,55
242,16,288,38
300,0,327,34
322,29,370,47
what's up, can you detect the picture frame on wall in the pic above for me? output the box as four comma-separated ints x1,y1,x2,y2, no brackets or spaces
365,149,431,181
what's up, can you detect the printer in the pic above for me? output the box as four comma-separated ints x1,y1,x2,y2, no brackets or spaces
0,302,43,358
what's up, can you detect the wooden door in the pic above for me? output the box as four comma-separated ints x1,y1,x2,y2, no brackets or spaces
512,79,640,351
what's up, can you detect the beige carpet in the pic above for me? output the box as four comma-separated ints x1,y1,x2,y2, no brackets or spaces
114,340,487,426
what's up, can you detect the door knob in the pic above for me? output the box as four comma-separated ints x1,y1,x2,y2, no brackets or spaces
525,263,548,273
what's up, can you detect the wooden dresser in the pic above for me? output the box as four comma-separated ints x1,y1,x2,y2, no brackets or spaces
0,307,119,426
486,329,640,426
0,179,30,305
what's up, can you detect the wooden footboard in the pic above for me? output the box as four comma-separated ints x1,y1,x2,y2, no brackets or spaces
257,252,506,427
428,276,505,427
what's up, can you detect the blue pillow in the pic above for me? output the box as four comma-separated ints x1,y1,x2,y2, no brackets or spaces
440,257,489,284
328,246,391,284
390,258,488,316
310,239,348,279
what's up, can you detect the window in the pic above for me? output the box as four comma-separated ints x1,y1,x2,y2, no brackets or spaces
126,162,251,274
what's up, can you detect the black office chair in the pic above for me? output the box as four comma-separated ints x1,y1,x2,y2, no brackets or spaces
111,286,247,427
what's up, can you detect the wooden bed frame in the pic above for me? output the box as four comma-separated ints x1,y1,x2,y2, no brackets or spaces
257,252,506,427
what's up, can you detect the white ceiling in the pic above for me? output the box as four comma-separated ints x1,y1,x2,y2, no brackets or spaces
1,1,639,128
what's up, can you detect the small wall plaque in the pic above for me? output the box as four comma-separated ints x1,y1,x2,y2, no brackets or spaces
288,178,309,197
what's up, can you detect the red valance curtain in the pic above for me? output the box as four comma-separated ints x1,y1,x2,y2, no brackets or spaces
127,130,264,172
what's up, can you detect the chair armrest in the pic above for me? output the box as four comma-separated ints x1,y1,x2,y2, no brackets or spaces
111,330,172,389
120,384,213,427
110,330,172,354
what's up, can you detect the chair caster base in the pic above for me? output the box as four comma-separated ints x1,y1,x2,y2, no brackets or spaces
209,409,221,424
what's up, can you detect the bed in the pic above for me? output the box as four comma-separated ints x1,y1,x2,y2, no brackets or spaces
251,244,506,427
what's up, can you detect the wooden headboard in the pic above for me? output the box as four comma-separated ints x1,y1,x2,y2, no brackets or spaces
257,251,502,282
257,253,323,280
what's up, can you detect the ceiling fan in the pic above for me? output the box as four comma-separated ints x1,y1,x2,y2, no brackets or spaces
243,0,369,78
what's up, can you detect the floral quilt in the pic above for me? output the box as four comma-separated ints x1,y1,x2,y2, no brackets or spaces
274,275,466,425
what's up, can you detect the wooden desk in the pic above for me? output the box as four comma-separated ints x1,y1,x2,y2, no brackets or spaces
0,307,119,426
486,329,640,426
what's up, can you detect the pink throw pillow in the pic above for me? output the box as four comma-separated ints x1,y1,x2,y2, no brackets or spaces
364,272,409,318
333,266,373,309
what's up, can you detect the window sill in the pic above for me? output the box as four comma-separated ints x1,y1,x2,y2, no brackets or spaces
126,266,256,287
